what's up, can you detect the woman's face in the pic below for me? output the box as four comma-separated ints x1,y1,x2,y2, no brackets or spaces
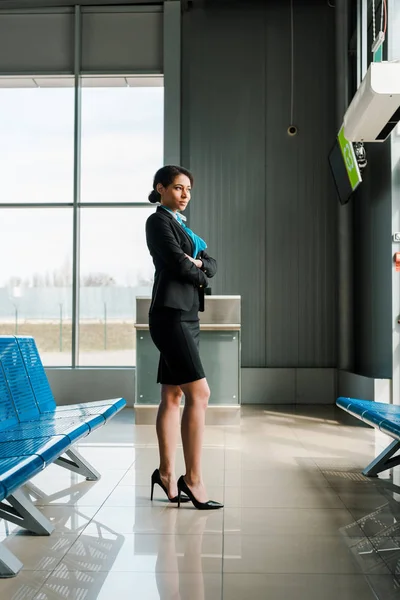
157,175,191,212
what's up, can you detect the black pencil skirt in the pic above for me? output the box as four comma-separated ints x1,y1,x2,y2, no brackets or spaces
149,306,206,386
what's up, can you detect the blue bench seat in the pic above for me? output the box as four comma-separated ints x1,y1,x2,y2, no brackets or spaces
1,418,92,442
0,336,126,577
0,436,70,464
337,396,400,478
0,456,45,497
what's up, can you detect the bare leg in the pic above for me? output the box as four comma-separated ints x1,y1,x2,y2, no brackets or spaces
180,378,210,503
157,384,183,499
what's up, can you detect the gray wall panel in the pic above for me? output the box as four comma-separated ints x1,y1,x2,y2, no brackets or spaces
81,11,163,73
46,368,135,407
241,367,335,404
353,140,392,378
337,370,375,402
182,5,267,367
182,2,337,368
296,368,336,404
0,12,74,73
390,0,400,402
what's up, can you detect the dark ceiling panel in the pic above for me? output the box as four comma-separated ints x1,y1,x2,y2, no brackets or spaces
0,0,161,8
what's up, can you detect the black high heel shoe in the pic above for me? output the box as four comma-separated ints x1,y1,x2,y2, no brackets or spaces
177,476,224,510
151,469,190,503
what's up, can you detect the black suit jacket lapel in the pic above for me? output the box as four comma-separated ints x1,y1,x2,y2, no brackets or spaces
156,206,194,256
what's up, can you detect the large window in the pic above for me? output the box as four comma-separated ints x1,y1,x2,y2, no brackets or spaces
0,82,74,204
0,77,163,367
81,83,163,204
0,209,73,366
79,207,154,366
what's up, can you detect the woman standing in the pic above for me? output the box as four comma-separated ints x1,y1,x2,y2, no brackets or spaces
146,165,223,510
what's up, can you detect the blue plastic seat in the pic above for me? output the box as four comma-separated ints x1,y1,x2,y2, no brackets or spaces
0,335,126,576
337,396,400,477
0,436,70,465
0,455,45,496
1,418,90,443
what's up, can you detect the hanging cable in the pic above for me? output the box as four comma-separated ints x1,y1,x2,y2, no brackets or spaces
290,0,294,126
287,0,298,136
372,0,376,41
383,0,387,34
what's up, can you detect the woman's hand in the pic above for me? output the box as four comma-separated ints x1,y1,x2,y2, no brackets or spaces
185,254,203,269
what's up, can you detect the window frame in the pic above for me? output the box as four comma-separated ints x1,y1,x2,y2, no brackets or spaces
0,76,164,368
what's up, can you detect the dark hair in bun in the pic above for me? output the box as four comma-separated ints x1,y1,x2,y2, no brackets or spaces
148,189,161,204
148,165,194,204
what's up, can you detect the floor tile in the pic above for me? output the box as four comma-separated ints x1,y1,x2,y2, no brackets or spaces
223,507,364,536
225,448,318,471
83,505,224,535
0,506,100,538
34,571,223,600
349,506,400,538
224,466,330,488
224,486,345,509
0,571,50,600
75,445,136,470
0,404,394,599
57,531,222,573
222,534,390,574
0,533,78,571
25,473,127,508
222,573,400,600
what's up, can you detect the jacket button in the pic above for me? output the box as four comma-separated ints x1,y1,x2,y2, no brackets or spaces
199,285,203,288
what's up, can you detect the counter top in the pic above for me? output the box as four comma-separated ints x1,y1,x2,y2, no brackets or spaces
136,295,241,326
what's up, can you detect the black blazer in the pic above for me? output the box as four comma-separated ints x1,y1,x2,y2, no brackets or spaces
146,206,217,312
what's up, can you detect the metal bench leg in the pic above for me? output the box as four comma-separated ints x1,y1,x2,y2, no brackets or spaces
54,448,100,481
363,439,400,477
0,543,23,578
0,488,54,535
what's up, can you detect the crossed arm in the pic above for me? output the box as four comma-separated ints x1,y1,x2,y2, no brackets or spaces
146,216,217,287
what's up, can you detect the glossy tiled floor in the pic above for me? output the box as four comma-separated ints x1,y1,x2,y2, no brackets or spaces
2,405,400,599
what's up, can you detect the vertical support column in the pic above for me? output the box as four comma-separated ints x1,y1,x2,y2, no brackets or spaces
361,0,368,80
356,0,361,87
72,5,82,368
163,0,181,166
336,0,354,372
389,0,400,407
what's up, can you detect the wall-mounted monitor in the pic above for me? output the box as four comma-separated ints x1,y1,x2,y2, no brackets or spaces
329,125,362,205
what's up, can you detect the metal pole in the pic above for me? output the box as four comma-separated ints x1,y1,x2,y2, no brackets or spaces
357,0,362,87
163,0,181,165
72,5,82,368
361,0,368,79
14,305,18,335
336,0,354,372
59,303,63,352
104,302,107,350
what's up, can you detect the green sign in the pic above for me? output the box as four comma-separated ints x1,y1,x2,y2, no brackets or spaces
338,126,362,191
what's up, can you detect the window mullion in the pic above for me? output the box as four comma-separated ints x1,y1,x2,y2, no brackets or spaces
72,5,82,369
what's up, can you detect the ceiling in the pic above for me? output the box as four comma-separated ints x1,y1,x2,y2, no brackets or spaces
0,0,322,9
0,0,162,8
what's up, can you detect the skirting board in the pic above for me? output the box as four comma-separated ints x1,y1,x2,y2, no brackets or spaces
45,367,390,408
337,370,391,404
241,368,337,404
46,368,135,407
47,367,336,407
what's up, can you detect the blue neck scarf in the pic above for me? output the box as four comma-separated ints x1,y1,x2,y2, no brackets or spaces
161,206,207,259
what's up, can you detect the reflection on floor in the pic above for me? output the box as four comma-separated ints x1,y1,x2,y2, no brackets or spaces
1,405,400,599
